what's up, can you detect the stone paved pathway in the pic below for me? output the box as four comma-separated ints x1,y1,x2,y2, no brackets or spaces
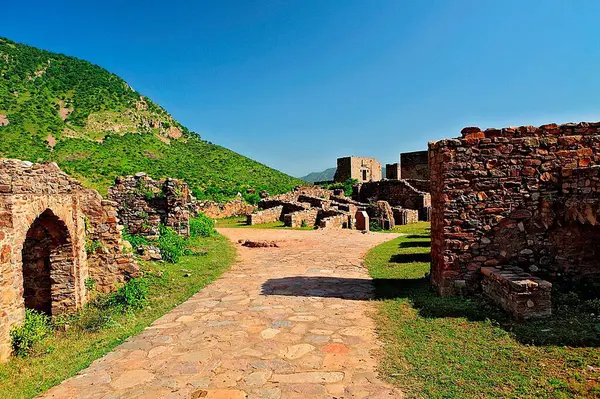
40,228,403,399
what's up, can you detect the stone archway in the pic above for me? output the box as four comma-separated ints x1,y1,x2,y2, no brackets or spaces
21,209,76,316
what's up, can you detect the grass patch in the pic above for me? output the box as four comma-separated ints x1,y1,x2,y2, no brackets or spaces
365,222,600,399
0,233,235,399
215,216,314,230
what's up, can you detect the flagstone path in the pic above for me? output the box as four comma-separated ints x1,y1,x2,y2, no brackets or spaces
40,228,403,399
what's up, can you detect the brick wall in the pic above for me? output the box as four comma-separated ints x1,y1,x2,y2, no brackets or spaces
429,123,600,295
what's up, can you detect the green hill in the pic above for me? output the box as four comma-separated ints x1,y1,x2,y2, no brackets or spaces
299,167,336,183
0,37,304,202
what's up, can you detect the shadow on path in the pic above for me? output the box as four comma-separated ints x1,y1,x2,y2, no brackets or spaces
262,276,600,347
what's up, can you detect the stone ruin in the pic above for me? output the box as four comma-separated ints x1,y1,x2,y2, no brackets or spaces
334,156,382,183
0,159,138,361
108,173,193,239
195,197,257,219
247,186,420,230
353,179,431,222
429,122,600,319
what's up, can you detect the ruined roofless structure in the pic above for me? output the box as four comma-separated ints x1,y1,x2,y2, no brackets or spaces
334,156,382,183
0,159,138,362
429,122,600,319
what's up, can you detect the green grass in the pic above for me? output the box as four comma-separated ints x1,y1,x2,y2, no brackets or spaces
0,234,236,399
365,223,600,399
215,216,314,230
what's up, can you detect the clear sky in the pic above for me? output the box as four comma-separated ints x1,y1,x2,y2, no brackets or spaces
3,1,600,176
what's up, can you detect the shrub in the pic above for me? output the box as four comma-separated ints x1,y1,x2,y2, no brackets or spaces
10,309,52,357
109,278,149,311
158,224,188,263
190,214,215,238
243,193,261,205
369,220,383,232
122,227,149,249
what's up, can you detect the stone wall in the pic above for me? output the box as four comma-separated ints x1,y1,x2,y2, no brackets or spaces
392,207,419,225
0,159,137,362
400,151,429,180
284,208,319,228
247,206,283,225
318,213,349,229
404,179,430,193
429,123,600,296
195,199,257,219
353,180,431,219
334,157,382,183
108,173,193,238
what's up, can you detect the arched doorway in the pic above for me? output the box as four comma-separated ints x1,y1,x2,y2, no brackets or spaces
21,209,76,316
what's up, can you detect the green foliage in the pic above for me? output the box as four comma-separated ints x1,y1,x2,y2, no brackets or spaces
324,178,357,196
242,192,261,205
157,225,188,263
369,220,383,232
121,227,149,248
0,37,304,200
84,277,96,292
190,214,215,238
10,310,52,357
84,239,102,255
108,278,149,312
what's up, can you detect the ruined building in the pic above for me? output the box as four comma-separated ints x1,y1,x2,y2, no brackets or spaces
400,150,429,180
108,173,193,238
248,186,419,230
334,157,382,183
0,160,138,361
429,123,600,319
353,180,431,221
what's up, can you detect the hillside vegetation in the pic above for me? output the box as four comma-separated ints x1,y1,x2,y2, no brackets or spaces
0,37,303,200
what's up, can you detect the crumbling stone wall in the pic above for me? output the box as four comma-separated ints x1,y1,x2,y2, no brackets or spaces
108,173,192,238
0,159,137,362
195,199,257,219
284,208,318,228
247,206,283,225
401,151,429,180
392,207,419,225
429,123,600,299
353,180,431,219
334,157,382,183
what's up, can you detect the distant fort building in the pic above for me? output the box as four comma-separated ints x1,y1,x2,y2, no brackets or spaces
385,163,400,180
334,157,382,183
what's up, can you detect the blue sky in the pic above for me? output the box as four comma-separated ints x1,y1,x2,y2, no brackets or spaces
3,1,600,176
